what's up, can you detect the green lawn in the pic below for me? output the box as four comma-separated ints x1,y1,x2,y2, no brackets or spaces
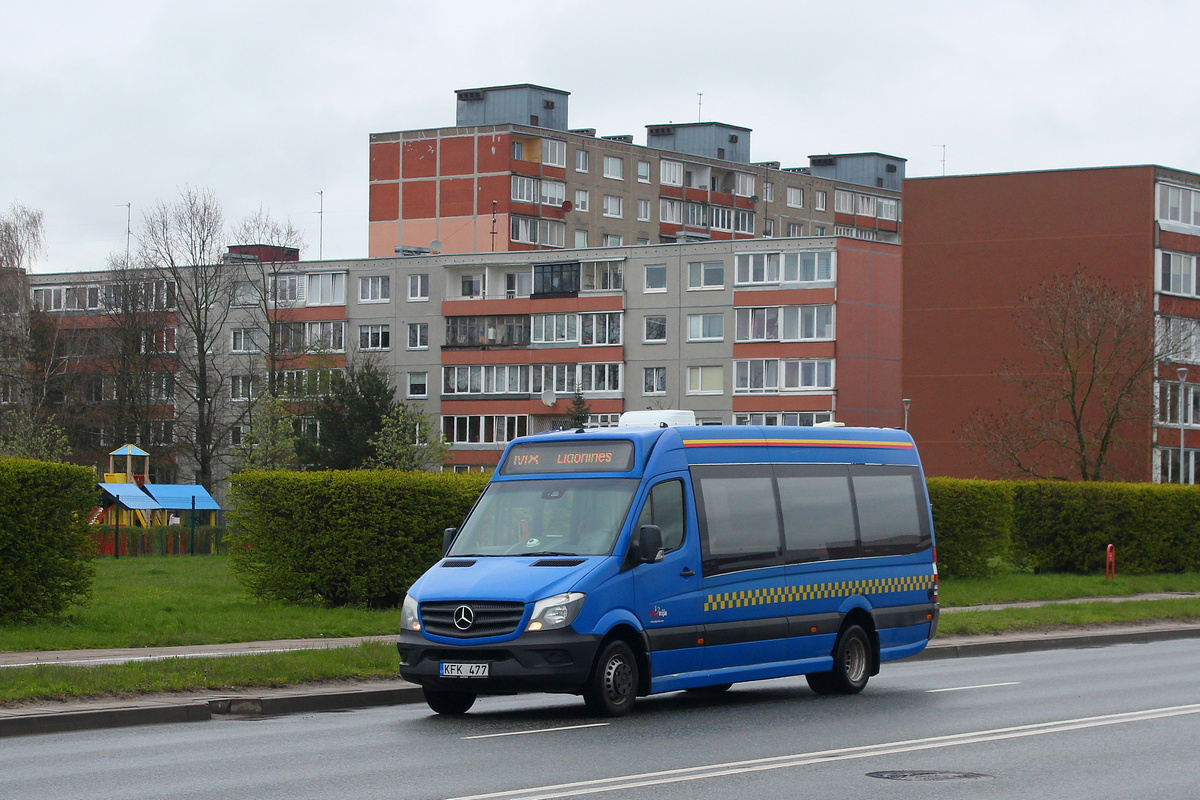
0,556,402,653
939,572,1200,607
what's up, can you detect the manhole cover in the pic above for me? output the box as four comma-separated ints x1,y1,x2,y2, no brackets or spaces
868,770,992,782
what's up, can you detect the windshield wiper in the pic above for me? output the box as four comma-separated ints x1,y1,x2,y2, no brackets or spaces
531,551,581,557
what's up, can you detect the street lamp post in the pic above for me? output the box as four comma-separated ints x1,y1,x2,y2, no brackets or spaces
902,398,912,432
1178,367,1189,484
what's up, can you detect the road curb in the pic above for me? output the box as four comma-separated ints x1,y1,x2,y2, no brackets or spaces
914,624,1200,661
0,702,212,738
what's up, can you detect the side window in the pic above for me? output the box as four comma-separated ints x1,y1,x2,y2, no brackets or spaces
691,465,782,575
851,466,931,557
635,479,686,551
775,465,859,562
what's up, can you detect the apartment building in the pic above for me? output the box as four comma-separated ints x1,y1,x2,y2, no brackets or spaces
28,235,902,476
903,165,1200,483
369,84,904,258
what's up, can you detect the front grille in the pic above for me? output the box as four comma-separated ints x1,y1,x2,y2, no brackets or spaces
421,600,526,638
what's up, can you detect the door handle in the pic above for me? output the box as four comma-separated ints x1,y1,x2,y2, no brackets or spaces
680,567,695,577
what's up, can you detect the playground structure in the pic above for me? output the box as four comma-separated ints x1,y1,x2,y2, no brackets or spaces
95,445,221,555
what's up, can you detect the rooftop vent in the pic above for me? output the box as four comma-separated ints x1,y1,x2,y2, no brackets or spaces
648,126,674,136
457,90,484,101
570,127,597,137
603,135,634,143
810,157,836,168
543,99,555,109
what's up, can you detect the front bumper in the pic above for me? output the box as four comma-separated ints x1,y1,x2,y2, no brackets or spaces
397,628,603,694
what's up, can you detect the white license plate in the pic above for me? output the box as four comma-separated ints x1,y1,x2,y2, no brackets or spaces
440,662,489,678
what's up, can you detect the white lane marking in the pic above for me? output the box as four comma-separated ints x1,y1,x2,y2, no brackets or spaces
442,703,1200,800
926,681,1021,693
463,723,610,740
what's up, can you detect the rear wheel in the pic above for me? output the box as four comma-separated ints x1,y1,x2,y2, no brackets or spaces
583,640,639,717
806,624,872,695
424,687,476,715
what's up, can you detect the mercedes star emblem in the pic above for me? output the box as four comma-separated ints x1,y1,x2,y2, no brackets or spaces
453,605,474,630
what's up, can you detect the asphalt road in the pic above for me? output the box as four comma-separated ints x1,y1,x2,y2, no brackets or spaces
3,639,1199,800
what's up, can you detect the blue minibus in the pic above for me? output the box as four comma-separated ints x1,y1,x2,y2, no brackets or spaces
397,413,938,716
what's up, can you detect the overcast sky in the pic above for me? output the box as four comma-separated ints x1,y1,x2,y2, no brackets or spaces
5,0,1198,273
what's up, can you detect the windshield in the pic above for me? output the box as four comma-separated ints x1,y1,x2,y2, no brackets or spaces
449,478,640,557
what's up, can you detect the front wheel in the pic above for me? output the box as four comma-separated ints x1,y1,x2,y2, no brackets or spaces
583,640,639,717
424,687,476,715
806,624,872,695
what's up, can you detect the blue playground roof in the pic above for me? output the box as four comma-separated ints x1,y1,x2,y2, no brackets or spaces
109,444,150,457
99,482,162,510
142,484,221,511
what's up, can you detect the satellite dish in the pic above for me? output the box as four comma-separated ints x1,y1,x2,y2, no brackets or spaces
749,195,760,204
540,388,556,407
429,239,442,254
561,200,573,212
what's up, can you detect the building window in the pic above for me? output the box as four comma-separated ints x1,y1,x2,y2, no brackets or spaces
460,274,485,298
813,190,826,212
231,375,256,401
359,275,390,302
575,149,589,173
512,175,538,204
735,253,781,285
307,273,345,306
574,229,589,248
408,322,429,350
856,194,876,217
581,261,623,291
643,367,667,395
878,198,899,221
511,216,538,244
734,173,755,197
686,202,708,227
787,187,804,208
580,312,623,345
407,372,428,398
763,182,774,203
736,305,834,342
578,363,622,392
231,281,259,307
541,180,566,207
532,313,578,343
637,160,651,183
542,139,566,167
637,199,651,222
661,160,683,187
814,225,827,236
734,411,834,427
783,251,835,282
443,365,531,395
660,198,683,224
587,413,620,428
539,219,566,248
306,321,345,352
734,210,755,234
1162,252,1198,296
408,274,429,301
644,315,667,343
687,365,723,395
512,141,525,160
359,324,390,351
232,328,259,353
443,414,529,444
602,234,624,247
32,286,63,311
141,327,177,354
574,189,590,212
787,223,804,237
645,264,667,292
687,260,724,289
533,262,580,295
269,274,300,304
603,195,623,218
710,207,733,231
687,313,724,342
762,219,774,237
603,156,624,180
834,190,854,214
735,359,834,393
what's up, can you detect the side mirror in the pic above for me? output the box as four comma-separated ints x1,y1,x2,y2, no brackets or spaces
638,524,664,564
442,527,458,556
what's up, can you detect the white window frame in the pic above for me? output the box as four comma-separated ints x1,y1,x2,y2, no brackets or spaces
407,371,428,398
661,159,683,187
574,189,590,212
603,195,623,219
359,324,390,351
644,264,667,293
687,313,724,342
359,275,390,303
637,160,652,183
603,156,624,180
542,139,566,168
643,366,667,396
408,322,429,350
511,175,538,204
834,189,854,214
644,315,667,344
687,260,725,290
408,273,429,301
306,272,345,306
575,149,589,173
637,199,651,222
734,173,755,198
815,190,827,211
787,187,804,208
735,252,781,285
660,198,683,224
687,365,724,395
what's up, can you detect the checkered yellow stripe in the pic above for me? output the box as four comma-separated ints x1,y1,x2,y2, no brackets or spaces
704,575,935,611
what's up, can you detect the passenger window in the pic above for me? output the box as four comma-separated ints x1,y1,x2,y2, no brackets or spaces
635,480,685,551
852,466,930,557
692,465,782,575
776,465,859,562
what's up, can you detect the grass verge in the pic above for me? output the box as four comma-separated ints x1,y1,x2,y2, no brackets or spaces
939,572,1200,607
937,598,1200,636
0,643,400,704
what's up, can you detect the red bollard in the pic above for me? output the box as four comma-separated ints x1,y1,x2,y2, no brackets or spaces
1105,544,1116,579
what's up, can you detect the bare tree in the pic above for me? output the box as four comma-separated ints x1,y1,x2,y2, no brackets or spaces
138,186,237,490
0,203,40,404
962,268,1177,481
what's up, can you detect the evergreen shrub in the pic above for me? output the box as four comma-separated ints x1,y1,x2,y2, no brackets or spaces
0,458,97,622
229,470,489,607
926,477,1014,578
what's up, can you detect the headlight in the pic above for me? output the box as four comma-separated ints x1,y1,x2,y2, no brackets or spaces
526,592,586,632
401,594,421,632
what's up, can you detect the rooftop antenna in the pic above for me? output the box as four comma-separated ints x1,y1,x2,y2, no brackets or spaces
933,144,946,176
117,203,131,264
697,92,703,122
315,190,324,259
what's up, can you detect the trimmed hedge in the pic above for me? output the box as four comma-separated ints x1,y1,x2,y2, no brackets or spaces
926,478,1014,579
228,470,490,607
88,525,228,557
0,458,97,622
1012,481,1200,574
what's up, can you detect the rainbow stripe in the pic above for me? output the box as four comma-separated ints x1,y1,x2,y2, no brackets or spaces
682,437,913,450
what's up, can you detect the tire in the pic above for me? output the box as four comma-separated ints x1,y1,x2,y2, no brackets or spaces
806,624,872,695
583,640,639,717
424,687,476,715
685,683,733,695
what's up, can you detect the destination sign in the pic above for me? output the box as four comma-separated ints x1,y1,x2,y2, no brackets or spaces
500,440,636,475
